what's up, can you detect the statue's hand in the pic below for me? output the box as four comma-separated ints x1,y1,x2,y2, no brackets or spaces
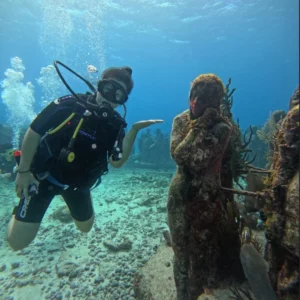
192,108,219,130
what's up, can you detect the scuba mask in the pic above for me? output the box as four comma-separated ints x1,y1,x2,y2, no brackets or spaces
97,79,128,105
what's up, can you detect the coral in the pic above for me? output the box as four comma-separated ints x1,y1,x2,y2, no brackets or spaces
289,85,299,109
246,125,269,168
263,87,300,299
50,205,73,223
243,172,267,213
257,110,287,167
220,78,259,192
221,77,235,120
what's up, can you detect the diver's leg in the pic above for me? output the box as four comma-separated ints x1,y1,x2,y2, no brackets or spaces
62,187,94,232
7,218,40,251
7,180,55,251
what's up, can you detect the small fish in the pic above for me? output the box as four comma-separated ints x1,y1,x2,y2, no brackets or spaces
87,65,98,73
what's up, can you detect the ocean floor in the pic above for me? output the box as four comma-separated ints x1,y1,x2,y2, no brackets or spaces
0,167,264,300
0,167,173,300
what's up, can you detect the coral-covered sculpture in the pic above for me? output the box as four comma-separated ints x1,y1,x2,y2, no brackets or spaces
167,74,243,300
264,85,299,299
216,85,299,299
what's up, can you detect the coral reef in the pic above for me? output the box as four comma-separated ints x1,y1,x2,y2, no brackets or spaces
167,74,244,300
217,86,299,299
246,125,269,168
257,110,287,167
220,78,259,191
263,86,299,299
289,85,299,109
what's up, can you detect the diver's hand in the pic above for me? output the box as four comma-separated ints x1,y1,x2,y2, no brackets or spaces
15,172,38,199
132,119,164,131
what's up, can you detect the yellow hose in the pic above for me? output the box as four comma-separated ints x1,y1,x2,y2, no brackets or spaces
72,118,84,139
48,113,75,135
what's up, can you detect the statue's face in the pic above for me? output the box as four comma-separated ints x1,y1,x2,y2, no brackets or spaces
189,97,207,119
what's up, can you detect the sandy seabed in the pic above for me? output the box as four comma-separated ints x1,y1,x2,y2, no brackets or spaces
0,167,173,300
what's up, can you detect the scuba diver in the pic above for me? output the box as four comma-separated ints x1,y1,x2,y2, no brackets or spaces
7,63,163,251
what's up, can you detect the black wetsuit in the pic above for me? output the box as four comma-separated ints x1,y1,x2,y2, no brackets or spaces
13,94,125,223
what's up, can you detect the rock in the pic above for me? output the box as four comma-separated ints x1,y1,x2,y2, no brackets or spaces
157,204,167,213
94,276,104,284
240,244,277,300
0,264,6,272
103,239,132,252
104,197,114,203
128,203,138,209
134,246,176,300
51,205,73,223
69,268,82,279
66,243,75,249
16,279,31,287
11,262,20,269
47,244,61,254
55,261,79,278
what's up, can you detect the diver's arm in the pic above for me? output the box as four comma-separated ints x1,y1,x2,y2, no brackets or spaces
17,128,41,172
109,127,138,168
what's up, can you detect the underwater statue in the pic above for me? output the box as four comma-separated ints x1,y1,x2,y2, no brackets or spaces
263,85,299,299
167,73,243,300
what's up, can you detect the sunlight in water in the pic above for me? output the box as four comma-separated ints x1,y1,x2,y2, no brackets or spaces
39,0,107,72
1,57,36,148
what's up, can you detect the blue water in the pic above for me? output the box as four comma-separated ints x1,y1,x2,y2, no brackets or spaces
0,0,299,133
